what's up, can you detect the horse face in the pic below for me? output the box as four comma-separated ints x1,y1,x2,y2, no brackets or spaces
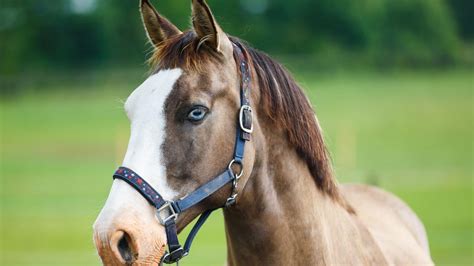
93,1,253,264
93,63,240,264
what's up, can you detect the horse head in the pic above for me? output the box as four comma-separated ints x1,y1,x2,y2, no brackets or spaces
93,0,257,264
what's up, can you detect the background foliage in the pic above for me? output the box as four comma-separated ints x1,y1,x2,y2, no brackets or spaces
0,0,472,265
0,0,472,75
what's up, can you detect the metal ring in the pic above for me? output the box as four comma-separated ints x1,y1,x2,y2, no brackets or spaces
227,159,243,179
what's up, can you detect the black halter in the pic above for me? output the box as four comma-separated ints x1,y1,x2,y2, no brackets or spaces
112,43,252,265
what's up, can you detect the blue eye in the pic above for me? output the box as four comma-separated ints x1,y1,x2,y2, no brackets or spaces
187,106,208,122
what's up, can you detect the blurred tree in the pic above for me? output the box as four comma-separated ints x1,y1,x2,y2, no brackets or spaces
1,0,105,72
447,0,473,40
95,0,144,64
369,0,459,65
0,0,468,76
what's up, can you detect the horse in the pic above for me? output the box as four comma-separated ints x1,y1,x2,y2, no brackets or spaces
93,0,434,265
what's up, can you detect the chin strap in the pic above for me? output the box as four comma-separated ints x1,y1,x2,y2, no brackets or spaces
112,42,252,265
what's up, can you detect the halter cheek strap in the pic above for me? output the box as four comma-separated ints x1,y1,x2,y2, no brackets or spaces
112,42,252,265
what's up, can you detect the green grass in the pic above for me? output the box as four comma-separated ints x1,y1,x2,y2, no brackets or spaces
1,68,472,265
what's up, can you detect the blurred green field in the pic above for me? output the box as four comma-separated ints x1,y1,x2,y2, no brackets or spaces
0,68,472,265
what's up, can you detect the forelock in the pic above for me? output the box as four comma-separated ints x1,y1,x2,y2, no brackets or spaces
149,31,225,73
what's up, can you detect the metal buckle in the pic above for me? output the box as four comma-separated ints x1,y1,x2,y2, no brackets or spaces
161,247,187,265
156,202,178,225
239,105,253,134
227,159,243,179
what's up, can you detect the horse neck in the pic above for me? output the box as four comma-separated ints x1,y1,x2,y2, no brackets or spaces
223,118,387,265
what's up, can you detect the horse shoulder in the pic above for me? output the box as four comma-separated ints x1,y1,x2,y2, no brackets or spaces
340,184,433,265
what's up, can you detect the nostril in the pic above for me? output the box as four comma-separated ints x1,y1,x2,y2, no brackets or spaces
118,233,133,263
110,230,138,264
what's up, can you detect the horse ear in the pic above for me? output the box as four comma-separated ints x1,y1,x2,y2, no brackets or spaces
140,0,182,47
191,0,233,57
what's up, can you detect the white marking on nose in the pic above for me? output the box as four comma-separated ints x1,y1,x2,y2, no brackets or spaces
94,69,183,236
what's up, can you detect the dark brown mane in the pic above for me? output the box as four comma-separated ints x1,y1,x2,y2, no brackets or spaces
150,31,354,212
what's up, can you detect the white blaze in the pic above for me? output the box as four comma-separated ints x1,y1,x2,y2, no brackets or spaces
122,68,183,200
95,68,182,231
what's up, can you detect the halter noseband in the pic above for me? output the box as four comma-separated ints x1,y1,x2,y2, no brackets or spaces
112,42,252,265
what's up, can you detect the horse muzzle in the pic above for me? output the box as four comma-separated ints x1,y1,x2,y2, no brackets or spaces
93,179,168,265
93,217,167,265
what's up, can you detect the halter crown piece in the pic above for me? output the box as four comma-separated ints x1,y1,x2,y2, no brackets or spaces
112,42,252,265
